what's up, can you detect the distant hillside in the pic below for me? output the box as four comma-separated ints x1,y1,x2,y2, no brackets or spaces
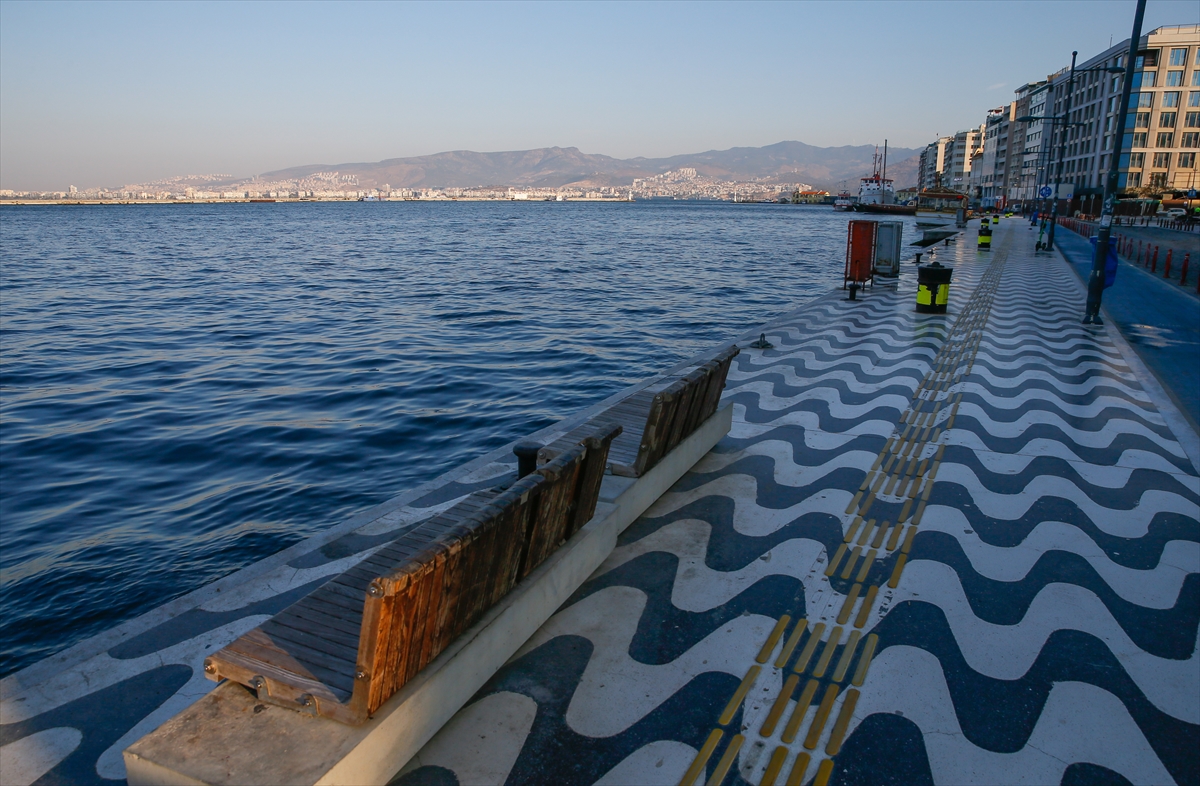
253,141,921,191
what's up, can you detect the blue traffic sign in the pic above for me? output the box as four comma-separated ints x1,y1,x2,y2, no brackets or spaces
1039,186,1053,198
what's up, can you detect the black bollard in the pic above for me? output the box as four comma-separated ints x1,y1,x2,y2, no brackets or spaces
513,441,541,478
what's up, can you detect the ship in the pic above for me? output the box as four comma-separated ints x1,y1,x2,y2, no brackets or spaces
853,141,917,216
833,189,855,211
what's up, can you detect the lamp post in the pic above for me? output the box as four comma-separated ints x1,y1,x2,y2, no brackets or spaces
1018,61,1124,253
1085,0,1147,324
1045,52,1079,254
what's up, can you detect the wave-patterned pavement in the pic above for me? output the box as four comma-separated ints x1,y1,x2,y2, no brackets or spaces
399,221,1199,786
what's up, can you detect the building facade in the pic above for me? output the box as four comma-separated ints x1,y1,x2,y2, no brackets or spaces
918,24,1200,210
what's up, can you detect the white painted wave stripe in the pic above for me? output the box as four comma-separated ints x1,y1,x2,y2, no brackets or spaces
955,403,1186,457
947,429,1194,476
515,585,779,738
919,505,1199,609
935,462,1200,538
727,366,920,397
644,471,853,538
969,366,1141,393
960,385,1160,422
891,560,1200,724
851,647,1177,785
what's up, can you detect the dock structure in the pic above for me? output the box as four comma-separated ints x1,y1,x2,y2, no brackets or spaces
2,218,1198,785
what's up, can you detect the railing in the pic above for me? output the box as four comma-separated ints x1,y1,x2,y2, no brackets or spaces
1058,218,1198,292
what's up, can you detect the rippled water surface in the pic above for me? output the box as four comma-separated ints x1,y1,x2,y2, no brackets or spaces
0,201,916,676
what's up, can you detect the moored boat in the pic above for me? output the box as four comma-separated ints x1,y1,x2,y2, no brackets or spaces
915,188,969,228
852,140,916,215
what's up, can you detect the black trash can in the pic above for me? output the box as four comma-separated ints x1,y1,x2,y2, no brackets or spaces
916,260,953,313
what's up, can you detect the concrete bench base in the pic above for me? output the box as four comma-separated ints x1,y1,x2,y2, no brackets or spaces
124,403,732,786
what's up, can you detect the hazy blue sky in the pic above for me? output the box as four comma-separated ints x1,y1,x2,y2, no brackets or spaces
1,0,1196,190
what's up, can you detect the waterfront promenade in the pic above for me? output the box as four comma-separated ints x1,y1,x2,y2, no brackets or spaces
1,218,1197,785
397,219,1199,785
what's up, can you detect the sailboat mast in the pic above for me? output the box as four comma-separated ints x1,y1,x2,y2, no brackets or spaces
882,140,888,204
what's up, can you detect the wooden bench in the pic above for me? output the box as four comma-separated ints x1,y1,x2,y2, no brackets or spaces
203,423,621,725
537,345,739,478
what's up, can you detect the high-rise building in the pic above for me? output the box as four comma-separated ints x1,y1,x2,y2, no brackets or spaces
917,24,1200,212
1046,24,1199,212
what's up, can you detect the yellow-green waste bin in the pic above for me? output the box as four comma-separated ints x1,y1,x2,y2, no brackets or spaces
916,261,953,314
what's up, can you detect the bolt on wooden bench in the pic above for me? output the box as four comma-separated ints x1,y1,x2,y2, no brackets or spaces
203,422,621,725
537,345,739,478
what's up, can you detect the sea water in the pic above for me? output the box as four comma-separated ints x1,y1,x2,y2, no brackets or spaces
0,200,916,676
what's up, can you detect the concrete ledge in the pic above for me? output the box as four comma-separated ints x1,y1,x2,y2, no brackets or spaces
123,404,732,786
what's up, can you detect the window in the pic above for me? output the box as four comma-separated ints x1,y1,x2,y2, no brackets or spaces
1183,132,1200,148
1167,71,1184,87
1153,152,1171,168
1188,112,1200,128
1191,92,1200,107
1133,132,1148,147
1111,77,1120,93
1127,172,1142,188
1193,71,1200,87
1149,172,1168,188
1170,48,1188,66
1164,92,1180,107
1136,112,1151,127
1160,112,1177,128
1138,92,1154,108
1157,132,1174,147
1180,152,1196,168
1128,152,1143,168
1136,71,1157,88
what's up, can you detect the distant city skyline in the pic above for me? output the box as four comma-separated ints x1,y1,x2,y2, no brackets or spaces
2,0,1197,191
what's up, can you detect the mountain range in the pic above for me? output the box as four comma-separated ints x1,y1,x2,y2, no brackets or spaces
250,141,921,191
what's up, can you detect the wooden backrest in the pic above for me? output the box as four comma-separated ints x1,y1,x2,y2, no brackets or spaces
204,422,621,724
632,345,738,475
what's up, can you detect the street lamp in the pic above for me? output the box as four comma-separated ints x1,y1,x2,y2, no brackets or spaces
1017,60,1123,253
1085,0,1147,324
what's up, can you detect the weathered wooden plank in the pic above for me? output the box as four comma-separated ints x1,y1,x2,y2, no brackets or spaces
275,603,363,642
254,634,358,691
571,423,620,536
223,634,356,698
261,618,360,664
297,593,365,627
211,645,352,705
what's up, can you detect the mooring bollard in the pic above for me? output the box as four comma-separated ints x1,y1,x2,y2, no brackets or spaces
1181,253,1190,286
513,441,542,478
1164,249,1173,279
1152,246,1159,273
916,259,953,314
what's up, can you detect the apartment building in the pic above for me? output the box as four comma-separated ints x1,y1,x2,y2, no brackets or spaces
917,24,1200,210
917,127,984,193
918,137,952,191
1048,24,1199,209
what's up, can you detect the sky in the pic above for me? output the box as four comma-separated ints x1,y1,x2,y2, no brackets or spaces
1,0,1196,190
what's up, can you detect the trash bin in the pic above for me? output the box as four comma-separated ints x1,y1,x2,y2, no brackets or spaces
916,260,953,313
1089,236,1119,289
978,223,992,251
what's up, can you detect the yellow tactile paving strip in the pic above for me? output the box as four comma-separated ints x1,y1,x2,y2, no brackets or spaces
680,240,1009,786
